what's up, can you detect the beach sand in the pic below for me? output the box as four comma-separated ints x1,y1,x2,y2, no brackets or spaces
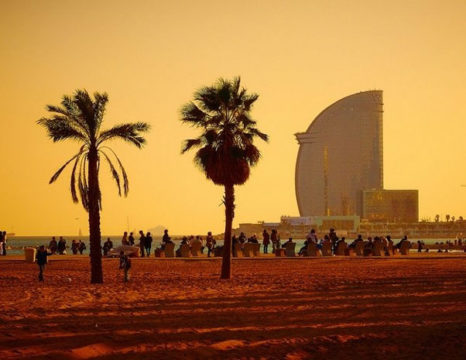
0,255,465,359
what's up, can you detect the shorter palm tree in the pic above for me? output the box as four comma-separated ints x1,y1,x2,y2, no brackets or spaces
181,77,268,279
38,89,150,283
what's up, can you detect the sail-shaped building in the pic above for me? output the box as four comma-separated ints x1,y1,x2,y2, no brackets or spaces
295,90,384,217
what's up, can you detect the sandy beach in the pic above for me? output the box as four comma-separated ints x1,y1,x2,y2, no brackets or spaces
0,255,465,359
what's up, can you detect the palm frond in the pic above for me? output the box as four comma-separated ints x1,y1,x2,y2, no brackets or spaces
70,153,84,203
73,89,98,136
182,138,202,153
180,103,207,126
101,146,129,195
100,150,122,196
37,117,88,143
49,150,84,184
78,156,89,211
98,122,150,148
92,92,109,133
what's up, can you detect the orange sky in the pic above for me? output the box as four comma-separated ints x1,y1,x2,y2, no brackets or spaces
1,0,465,236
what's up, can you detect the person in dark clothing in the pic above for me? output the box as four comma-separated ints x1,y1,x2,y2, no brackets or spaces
119,250,131,282
161,229,172,250
36,245,52,281
57,237,66,255
48,237,58,254
78,240,86,254
145,232,153,257
103,238,113,256
329,228,338,254
71,240,79,255
262,230,270,254
206,231,215,257
1,231,7,255
138,230,146,257
129,232,135,246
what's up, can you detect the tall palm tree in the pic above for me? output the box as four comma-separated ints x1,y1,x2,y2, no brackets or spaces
38,89,150,283
180,77,268,279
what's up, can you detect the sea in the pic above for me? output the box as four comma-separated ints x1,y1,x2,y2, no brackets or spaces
2,236,459,256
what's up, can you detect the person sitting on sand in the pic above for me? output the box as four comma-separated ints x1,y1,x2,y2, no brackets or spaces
119,250,131,282
161,229,172,250
36,245,53,281
282,238,294,248
78,240,86,255
103,238,113,256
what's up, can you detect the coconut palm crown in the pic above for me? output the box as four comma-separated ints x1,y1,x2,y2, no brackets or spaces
181,77,268,279
38,89,150,283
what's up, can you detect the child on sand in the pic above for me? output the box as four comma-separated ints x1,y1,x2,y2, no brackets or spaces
36,245,53,281
119,251,131,282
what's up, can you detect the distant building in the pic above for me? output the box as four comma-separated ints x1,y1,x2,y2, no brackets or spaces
362,189,419,223
295,90,383,217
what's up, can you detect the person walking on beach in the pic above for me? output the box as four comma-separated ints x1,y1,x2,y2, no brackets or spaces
145,232,153,257
36,245,52,281
119,250,131,282
138,230,146,257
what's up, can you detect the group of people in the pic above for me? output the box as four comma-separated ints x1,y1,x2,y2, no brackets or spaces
232,229,280,254
0,231,7,256
48,237,69,255
121,231,153,257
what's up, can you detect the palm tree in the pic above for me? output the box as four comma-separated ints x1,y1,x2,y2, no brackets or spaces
38,89,150,283
180,77,268,279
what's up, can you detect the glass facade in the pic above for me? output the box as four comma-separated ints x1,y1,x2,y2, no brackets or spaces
295,91,384,217
362,189,419,223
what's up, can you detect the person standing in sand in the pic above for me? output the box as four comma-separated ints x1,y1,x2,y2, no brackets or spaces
36,245,52,281
138,230,146,257
262,230,270,254
0,231,4,256
206,232,215,257
119,250,131,282
129,232,135,246
1,231,7,256
122,232,129,246
145,232,153,257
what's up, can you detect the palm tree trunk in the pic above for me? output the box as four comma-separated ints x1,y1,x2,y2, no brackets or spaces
221,183,234,279
88,147,103,283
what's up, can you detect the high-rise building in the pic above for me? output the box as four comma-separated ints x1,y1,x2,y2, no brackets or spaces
295,90,384,217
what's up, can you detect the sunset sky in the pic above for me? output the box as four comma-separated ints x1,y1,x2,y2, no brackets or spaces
1,0,465,236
